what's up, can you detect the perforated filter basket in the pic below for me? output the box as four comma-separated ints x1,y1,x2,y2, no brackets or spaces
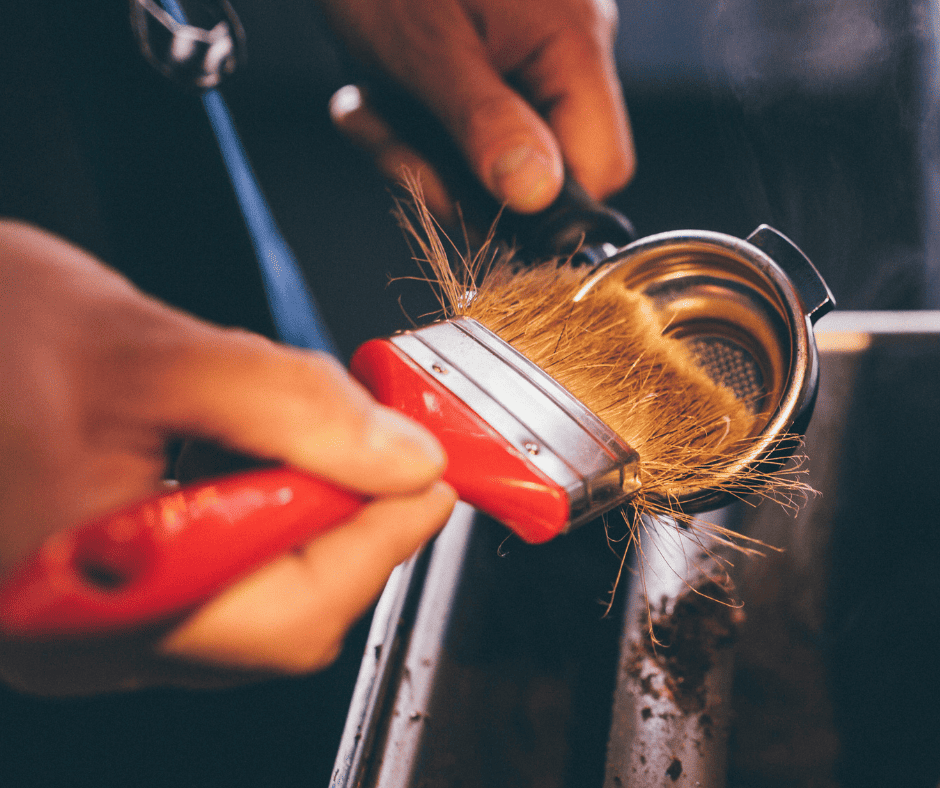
577,224,835,512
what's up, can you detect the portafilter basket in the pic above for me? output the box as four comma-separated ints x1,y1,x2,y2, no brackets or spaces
575,224,835,513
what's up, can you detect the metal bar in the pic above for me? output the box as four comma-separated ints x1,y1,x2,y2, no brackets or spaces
604,512,738,788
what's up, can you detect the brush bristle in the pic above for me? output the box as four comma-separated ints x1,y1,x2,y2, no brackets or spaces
393,175,810,532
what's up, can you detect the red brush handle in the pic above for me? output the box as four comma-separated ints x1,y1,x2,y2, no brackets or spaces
0,339,568,638
0,469,364,637
350,339,569,542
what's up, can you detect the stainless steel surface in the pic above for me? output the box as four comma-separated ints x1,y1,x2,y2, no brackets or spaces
332,311,940,788
605,513,738,788
604,311,940,788
331,503,478,788
725,310,940,787
392,319,642,530
331,504,627,787
348,505,478,788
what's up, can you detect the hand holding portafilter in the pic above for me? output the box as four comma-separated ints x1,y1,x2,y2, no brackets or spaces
0,3,834,638
319,0,635,215
0,221,454,693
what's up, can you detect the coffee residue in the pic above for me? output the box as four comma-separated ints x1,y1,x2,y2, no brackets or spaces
631,576,743,714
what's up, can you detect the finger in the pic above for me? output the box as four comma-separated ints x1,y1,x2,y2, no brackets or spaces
430,65,565,214
316,1,564,213
17,224,447,499
159,481,457,674
378,16,565,213
329,85,457,224
119,305,447,497
513,26,635,200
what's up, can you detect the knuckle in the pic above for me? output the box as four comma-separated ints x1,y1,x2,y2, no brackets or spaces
569,0,618,40
88,310,196,414
593,0,620,34
560,27,609,64
552,0,619,57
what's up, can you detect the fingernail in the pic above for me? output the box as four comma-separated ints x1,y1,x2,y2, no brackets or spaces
367,407,447,475
490,145,560,212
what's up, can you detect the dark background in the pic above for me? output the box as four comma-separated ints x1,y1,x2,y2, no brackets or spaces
1,1,936,785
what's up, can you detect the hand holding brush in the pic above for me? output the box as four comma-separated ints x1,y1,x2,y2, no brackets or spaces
0,220,456,693
0,179,832,642
0,0,640,693
0,0,832,653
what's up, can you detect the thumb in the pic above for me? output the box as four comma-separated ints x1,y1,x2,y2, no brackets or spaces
419,26,633,211
430,60,565,214
147,318,447,497
399,31,565,214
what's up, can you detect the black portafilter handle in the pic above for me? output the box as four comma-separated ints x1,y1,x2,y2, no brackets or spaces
357,81,636,265
501,176,636,265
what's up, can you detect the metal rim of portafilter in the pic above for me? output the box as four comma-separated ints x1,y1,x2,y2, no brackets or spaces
574,224,835,514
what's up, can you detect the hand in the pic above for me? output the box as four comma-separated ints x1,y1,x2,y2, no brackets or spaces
0,221,455,694
322,0,635,220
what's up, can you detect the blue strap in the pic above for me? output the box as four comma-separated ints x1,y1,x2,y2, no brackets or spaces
201,91,339,354
159,0,338,355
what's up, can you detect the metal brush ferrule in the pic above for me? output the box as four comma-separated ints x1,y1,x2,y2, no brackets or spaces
391,318,642,530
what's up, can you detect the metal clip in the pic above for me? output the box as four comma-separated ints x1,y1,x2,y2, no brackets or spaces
130,0,245,89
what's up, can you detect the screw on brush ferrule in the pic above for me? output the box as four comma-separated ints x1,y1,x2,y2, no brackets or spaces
391,318,642,529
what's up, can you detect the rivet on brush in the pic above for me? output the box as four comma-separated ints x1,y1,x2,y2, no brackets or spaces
524,442,540,455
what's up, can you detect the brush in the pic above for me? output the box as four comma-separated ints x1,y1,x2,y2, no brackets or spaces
385,181,831,532
0,177,831,638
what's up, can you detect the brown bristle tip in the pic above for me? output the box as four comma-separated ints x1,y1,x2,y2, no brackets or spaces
392,173,813,539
